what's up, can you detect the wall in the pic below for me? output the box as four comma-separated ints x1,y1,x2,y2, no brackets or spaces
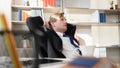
0,0,11,30
63,0,90,8
92,25,120,46
90,0,117,9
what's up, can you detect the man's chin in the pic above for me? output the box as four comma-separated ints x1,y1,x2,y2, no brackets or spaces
64,28,67,32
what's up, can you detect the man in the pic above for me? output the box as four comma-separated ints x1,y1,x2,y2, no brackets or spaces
47,13,82,58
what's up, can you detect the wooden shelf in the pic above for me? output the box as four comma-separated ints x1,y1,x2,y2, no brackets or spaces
12,5,43,10
69,22,120,26
12,5,61,12
12,20,25,23
96,45,120,48
64,8,120,14
64,8,97,14
43,8,61,13
104,10,120,14
12,22,29,31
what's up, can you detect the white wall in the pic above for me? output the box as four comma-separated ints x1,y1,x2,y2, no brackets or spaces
92,25,119,46
90,0,117,9
0,0,11,30
63,0,90,8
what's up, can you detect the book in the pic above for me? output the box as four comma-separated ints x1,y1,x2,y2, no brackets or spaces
43,0,47,7
99,13,106,23
22,10,31,21
43,0,56,7
12,11,18,21
18,10,22,21
56,0,61,7
52,0,56,7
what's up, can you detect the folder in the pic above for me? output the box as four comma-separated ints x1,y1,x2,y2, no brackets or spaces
63,57,117,68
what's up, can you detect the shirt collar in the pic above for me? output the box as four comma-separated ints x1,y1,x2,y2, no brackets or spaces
56,32,64,37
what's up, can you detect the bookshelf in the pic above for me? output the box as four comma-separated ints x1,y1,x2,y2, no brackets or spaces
9,0,120,46
10,1,63,64
63,5,120,64
64,8,99,23
11,0,62,31
12,6,61,31
64,8,120,46
10,0,63,62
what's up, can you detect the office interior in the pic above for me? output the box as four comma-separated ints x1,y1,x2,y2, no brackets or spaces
0,0,120,68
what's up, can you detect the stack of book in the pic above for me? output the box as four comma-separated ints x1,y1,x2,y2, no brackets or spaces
18,10,31,21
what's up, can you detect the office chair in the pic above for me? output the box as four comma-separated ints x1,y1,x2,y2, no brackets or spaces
26,16,66,67
26,16,77,57
26,16,48,68
26,16,77,67
26,16,67,58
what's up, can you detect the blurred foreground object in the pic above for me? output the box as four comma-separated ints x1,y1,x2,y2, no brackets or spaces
63,57,117,68
0,14,22,68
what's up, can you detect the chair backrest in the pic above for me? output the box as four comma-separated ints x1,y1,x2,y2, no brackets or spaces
26,16,44,34
65,23,76,37
26,16,48,58
26,16,49,68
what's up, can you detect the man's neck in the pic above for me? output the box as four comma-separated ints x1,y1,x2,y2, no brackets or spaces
56,32,64,37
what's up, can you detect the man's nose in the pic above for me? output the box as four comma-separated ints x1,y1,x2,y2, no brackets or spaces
64,22,67,25
64,20,67,23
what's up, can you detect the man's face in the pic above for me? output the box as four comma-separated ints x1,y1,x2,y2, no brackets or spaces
54,16,67,33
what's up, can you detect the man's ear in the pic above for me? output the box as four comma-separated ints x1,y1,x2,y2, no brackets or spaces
51,22,55,27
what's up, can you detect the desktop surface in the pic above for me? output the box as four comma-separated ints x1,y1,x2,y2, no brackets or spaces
0,57,67,68
22,58,63,65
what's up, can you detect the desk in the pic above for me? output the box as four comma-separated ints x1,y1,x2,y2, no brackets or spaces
94,46,120,65
39,58,70,68
0,57,68,68
40,62,64,68
80,46,120,65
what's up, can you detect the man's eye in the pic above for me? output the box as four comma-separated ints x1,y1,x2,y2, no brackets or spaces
61,19,66,21
61,19,64,21
65,19,66,21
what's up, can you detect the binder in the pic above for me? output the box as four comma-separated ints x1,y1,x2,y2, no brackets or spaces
99,13,106,23
63,57,116,68
18,10,22,21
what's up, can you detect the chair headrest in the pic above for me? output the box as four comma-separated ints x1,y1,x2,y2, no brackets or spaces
26,16,44,27
65,23,76,37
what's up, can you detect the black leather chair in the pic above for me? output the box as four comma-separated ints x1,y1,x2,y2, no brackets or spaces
65,23,76,37
26,16,67,58
26,16,48,68
26,16,48,58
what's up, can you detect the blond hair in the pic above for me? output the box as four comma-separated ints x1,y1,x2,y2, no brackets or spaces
49,13,64,23
46,13,64,29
